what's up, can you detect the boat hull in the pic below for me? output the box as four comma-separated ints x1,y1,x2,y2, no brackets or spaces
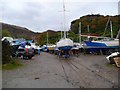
84,40,119,48
58,46,73,51
84,40,119,54
57,38,73,51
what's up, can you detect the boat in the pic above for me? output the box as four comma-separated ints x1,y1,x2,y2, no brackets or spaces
84,38,119,48
57,38,73,51
56,0,73,51
57,38,73,58
84,38,119,54
82,18,119,54
47,44,56,53
1,37,13,44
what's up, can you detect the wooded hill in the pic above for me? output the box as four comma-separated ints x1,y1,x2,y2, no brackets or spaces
1,22,36,39
70,14,120,37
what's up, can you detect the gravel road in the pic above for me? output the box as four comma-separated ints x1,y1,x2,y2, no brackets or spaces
2,52,119,88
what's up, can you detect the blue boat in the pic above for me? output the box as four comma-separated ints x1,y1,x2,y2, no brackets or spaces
84,38,119,54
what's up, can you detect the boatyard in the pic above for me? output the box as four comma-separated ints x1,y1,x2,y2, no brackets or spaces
3,52,119,88
1,0,120,89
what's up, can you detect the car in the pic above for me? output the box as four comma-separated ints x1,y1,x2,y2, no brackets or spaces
16,46,35,59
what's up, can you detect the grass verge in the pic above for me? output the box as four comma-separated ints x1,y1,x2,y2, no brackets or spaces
106,63,116,68
2,58,23,70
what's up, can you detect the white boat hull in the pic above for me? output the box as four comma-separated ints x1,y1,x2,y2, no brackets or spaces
57,38,73,50
92,39,119,47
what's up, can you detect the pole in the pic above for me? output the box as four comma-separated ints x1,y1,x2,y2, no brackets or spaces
79,22,81,44
60,22,63,39
61,31,62,39
87,25,90,40
47,32,48,45
63,0,66,39
116,29,120,39
117,29,120,46
110,21,113,38
118,29,120,46
103,16,111,36
118,35,120,46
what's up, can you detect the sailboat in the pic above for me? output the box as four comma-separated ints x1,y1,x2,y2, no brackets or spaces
57,38,73,51
83,18,119,54
56,0,73,51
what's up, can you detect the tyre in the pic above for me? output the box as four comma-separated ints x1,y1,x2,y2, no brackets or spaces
28,56,32,59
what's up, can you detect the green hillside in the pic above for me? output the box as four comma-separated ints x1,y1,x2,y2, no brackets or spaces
1,23,35,39
70,14,120,38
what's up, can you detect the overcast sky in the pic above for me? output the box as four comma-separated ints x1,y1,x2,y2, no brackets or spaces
0,0,119,32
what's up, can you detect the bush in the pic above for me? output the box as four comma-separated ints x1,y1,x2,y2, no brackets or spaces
2,39,12,64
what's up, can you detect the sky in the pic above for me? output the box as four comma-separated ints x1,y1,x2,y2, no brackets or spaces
0,0,120,32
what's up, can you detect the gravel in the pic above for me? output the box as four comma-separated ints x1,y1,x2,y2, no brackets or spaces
2,52,119,88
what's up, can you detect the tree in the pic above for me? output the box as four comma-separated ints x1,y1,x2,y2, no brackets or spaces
70,14,119,38
2,39,12,64
2,29,11,37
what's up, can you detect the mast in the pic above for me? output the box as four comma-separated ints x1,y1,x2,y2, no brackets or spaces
47,32,48,45
66,30,69,38
116,29,120,39
116,29,120,46
103,16,111,37
61,31,62,39
63,0,66,39
87,25,90,40
110,21,113,38
60,22,63,39
79,22,82,44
